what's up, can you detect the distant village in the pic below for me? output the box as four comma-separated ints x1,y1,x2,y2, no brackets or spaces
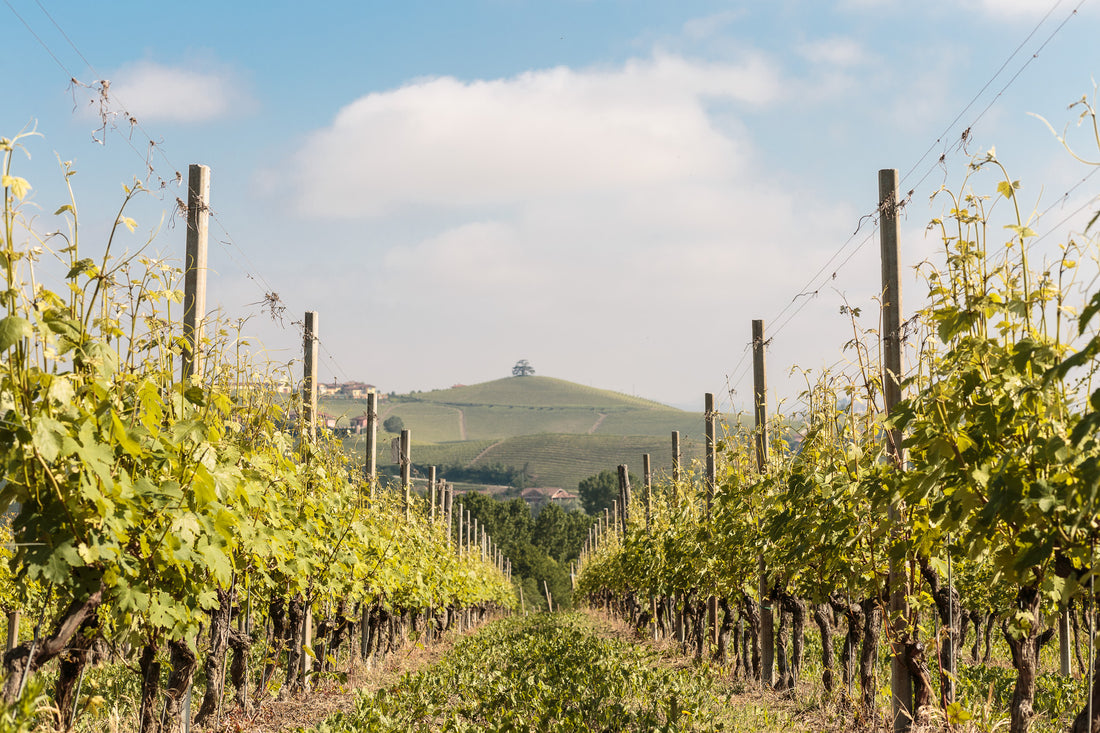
274,380,381,433
274,379,380,400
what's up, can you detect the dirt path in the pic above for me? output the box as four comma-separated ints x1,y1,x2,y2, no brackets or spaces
466,439,504,467
217,631,464,732
587,412,608,434
455,406,467,440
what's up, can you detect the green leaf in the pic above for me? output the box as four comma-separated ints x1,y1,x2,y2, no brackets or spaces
31,417,67,462
192,463,218,505
1004,223,1037,239
117,215,137,233
110,412,142,457
2,175,31,201
0,316,32,351
66,258,98,279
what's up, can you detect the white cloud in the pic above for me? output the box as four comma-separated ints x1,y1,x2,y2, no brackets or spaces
282,53,782,218
799,37,869,68
971,0,1069,18
265,51,892,407
104,60,250,123
681,11,745,40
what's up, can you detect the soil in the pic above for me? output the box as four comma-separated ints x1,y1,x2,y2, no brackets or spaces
211,631,462,732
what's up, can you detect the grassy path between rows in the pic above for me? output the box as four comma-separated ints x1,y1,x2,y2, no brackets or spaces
300,611,816,732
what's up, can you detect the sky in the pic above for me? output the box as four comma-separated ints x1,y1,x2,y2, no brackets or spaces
3,0,1100,413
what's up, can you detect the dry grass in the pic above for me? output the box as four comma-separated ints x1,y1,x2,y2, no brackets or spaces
210,627,471,733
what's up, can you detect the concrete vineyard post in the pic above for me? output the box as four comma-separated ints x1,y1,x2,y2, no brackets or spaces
880,167,912,731
754,319,775,687
400,429,411,519
181,164,209,382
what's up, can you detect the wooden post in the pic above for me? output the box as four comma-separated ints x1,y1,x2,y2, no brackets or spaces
457,505,464,556
181,164,210,382
445,483,454,545
641,452,658,637
429,466,437,522
1059,609,1071,675
704,393,716,511
302,604,313,689
360,603,369,661
880,167,912,731
617,465,631,535
671,431,681,484
5,610,18,651
302,312,319,443
705,393,719,648
543,580,554,613
400,429,411,519
366,391,378,498
754,319,775,687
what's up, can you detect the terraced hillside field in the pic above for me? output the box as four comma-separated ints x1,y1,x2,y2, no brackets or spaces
331,375,728,491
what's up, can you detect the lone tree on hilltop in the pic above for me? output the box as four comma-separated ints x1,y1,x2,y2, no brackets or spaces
382,415,404,433
512,359,535,377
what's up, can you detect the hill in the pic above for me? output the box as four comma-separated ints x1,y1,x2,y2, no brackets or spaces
329,375,734,492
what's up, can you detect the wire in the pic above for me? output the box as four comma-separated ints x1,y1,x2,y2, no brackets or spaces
761,0,1084,355
3,0,69,75
898,0,1066,189
7,0,368,383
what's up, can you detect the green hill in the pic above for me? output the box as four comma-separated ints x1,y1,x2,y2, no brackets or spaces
331,375,732,492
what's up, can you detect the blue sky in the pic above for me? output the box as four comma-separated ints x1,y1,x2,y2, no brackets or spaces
3,0,1100,412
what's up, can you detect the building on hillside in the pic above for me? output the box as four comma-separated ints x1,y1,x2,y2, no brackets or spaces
348,414,372,434
339,382,375,399
520,487,578,512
